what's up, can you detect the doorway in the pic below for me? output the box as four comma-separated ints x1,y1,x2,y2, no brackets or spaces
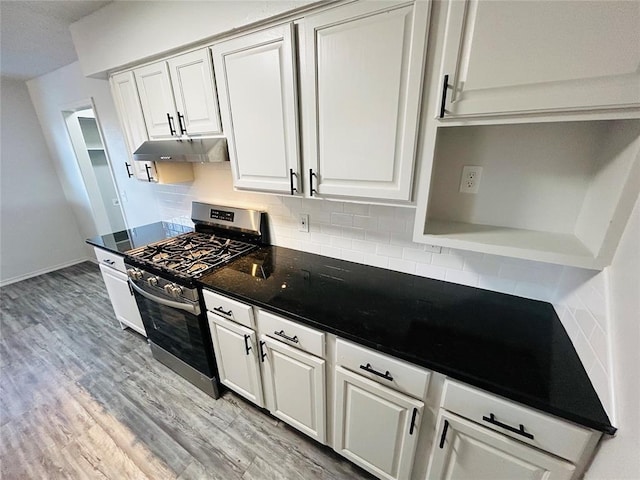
62,103,127,234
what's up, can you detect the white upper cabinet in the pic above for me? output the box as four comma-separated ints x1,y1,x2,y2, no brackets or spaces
438,0,640,118
167,49,222,136
300,1,430,201
212,24,300,194
134,49,221,139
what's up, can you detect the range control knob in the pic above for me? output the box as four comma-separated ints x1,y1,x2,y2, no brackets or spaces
164,283,183,298
147,276,159,287
126,268,143,280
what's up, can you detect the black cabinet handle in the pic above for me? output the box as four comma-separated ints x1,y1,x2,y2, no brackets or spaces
439,419,450,448
214,306,233,317
309,169,318,196
274,330,299,343
359,363,393,381
409,408,418,435
482,413,534,440
439,74,449,119
259,340,267,362
167,113,177,135
144,164,155,182
243,334,252,355
289,169,298,195
102,259,115,265
177,112,187,135
125,162,134,178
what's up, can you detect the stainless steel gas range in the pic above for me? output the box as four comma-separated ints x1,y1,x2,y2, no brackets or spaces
124,202,265,398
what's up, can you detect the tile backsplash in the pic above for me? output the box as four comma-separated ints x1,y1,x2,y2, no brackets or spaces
152,163,614,418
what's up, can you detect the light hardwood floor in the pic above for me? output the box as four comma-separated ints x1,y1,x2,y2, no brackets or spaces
0,262,372,479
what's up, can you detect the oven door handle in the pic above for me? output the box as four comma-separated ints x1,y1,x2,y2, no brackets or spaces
129,280,200,316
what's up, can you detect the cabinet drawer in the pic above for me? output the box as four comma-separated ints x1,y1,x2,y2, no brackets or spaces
257,310,324,358
335,339,430,400
202,289,254,329
94,247,126,273
441,380,597,463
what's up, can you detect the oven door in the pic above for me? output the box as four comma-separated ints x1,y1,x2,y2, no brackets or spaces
129,280,214,377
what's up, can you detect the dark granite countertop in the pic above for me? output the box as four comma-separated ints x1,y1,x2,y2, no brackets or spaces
86,222,193,254
198,245,615,435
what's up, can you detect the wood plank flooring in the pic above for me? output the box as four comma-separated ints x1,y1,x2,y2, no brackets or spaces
0,262,372,479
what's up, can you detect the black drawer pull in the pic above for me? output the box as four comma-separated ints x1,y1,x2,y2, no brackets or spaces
177,112,187,135
359,363,393,381
289,169,298,195
482,413,534,440
409,407,418,435
274,330,298,343
259,340,267,362
167,113,177,136
125,162,134,178
439,419,450,448
214,306,233,317
243,334,252,355
144,164,155,182
309,169,318,196
102,259,115,265
439,74,449,118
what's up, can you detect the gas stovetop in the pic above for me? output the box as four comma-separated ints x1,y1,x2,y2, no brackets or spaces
125,231,257,281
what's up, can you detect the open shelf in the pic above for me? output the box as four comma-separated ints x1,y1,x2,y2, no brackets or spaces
418,119,640,269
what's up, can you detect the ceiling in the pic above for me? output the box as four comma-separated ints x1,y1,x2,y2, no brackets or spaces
0,0,112,80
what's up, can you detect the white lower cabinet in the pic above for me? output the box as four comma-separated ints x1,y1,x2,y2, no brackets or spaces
260,335,326,443
207,313,264,407
334,366,423,480
427,411,575,480
98,263,145,336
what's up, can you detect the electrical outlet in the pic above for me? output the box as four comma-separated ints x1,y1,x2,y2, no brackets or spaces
298,213,309,233
459,166,483,194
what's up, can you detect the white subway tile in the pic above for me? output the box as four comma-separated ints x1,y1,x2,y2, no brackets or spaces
587,361,613,417
390,232,417,248
369,205,398,217
343,202,370,215
342,250,365,264
389,258,417,274
353,215,378,230
575,308,597,341
281,196,303,211
377,216,406,233
365,230,390,244
321,245,342,258
363,253,389,269
331,212,353,227
415,263,446,280
498,262,533,281
513,281,554,302
342,227,366,240
321,224,343,236
431,253,464,270
571,329,596,374
377,244,404,259
310,232,331,245
278,237,301,250
477,275,516,295
403,248,433,264
330,237,353,249
589,324,609,373
351,240,378,254
302,243,323,255
445,269,480,287
325,200,344,213
312,211,331,225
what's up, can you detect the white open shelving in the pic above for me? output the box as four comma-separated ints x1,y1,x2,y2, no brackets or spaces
415,119,640,269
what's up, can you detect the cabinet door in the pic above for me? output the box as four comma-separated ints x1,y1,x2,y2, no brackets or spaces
300,1,430,201
334,366,423,480
99,264,146,336
110,71,153,181
426,411,575,480
167,49,222,136
439,0,640,118
212,24,300,193
260,335,325,443
207,313,264,407
134,62,178,139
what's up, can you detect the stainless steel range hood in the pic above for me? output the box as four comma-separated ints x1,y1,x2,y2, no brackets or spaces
133,137,228,163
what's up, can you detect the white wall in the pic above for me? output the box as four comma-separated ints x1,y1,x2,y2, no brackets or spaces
153,162,617,419
0,77,86,285
586,198,640,479
70,1,316,77
26,62,164,258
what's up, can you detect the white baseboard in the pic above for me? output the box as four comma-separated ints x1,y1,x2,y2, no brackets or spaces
0,257,91,287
